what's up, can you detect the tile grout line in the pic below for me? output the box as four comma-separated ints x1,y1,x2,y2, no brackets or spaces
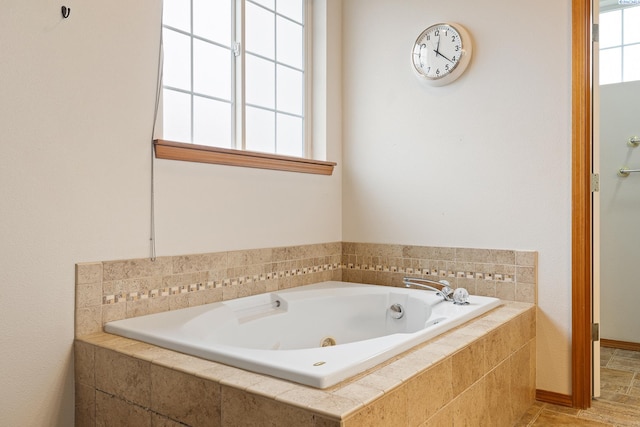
526,405,544,426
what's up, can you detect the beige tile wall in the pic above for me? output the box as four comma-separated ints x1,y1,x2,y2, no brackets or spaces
341,307,536,426
342,242,537,304
75,242,537,338
75,242,342,337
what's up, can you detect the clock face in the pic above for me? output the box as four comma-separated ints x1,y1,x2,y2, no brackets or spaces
412,23,472,86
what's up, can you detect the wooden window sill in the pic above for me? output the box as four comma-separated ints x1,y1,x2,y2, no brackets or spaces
154,140,336,176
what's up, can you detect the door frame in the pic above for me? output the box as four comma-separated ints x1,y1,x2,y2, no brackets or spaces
571,0,593,410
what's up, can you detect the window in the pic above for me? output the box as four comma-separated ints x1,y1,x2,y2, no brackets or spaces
156,0,334,174
599,4,640,85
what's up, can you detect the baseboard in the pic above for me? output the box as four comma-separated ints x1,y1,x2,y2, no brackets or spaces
601,338,640,352
536,389,573,407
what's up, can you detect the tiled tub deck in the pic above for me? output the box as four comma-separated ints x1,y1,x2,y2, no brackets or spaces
75,302,535,426
75,243,537,426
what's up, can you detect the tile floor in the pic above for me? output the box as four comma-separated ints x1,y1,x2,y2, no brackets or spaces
517,346,640,426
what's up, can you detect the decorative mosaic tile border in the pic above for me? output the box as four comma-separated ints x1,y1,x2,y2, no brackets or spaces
102,262,341,305
99,260,524,306
343,263,514,282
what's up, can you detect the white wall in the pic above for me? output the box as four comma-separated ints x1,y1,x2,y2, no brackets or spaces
599,80,640,344
341,0,573,394
0,0,579,423
0,1,342,425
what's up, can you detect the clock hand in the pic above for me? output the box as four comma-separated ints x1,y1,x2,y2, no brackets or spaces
433,34,455,63
434,49,454,63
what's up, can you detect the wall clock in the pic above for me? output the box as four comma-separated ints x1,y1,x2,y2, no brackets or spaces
411,23,473,86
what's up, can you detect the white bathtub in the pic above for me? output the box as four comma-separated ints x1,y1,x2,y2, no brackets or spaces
105,281,501,388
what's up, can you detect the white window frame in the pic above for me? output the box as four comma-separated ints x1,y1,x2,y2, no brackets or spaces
155,0,334,174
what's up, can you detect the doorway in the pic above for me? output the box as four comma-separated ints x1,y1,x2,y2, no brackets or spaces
597,1,640,351
595,0,640,403
572,0,640,411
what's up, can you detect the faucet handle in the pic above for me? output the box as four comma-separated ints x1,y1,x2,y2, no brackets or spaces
438,280,453,298
452,288,470,305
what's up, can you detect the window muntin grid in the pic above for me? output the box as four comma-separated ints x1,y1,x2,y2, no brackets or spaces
600,5,640,85
161,0,306,157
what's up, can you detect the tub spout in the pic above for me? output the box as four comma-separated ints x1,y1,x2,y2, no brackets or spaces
403,277,454,302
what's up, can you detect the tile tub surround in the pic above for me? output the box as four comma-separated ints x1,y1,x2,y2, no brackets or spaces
75,242,343,337
75,302,536,426
75,242,537,337
341,243,537,304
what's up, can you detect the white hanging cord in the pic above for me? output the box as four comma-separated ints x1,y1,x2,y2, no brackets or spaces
149,4,164,262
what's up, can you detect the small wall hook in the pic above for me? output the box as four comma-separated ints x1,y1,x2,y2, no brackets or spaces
61,6,71,19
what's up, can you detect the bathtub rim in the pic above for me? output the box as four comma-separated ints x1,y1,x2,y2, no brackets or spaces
103,281,502,388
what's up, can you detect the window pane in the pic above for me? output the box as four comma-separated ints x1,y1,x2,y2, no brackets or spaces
246,107,275,153
163,29,191,91
163,0,190,31
251,0,275,10
163,89,191,142
600,10,622,49
600,47,622,85
193,0,231,45
276,114,303,157
246,2,275,59
246,54,275,108
193,96,232,148
277,17,303,69
624,7,640,44
193,40,231,99
277,65,303,115
277,0,303,23
623,44,640,82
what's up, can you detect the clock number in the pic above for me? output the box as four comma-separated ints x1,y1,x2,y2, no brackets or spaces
434,30,439,36
436,68,440,75
445,64,450,71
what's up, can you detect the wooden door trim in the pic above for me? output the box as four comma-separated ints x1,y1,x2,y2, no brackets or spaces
572,0,592,410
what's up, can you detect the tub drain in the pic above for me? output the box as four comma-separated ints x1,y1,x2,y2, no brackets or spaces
320,336,336,347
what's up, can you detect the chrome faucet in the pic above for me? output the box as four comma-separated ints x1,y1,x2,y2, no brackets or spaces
403,277,454,302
